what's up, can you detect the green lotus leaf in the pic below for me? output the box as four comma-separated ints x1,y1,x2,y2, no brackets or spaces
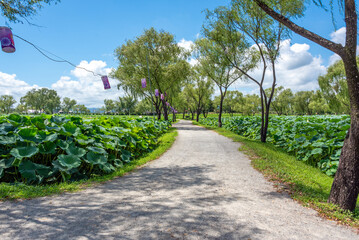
57,140,69,150
63,122,79,135
311,148,323,155
0,135,16,145
39,142,57,154
45,133,58,142
77,138,95,145
121,149,131,163
66,144,87,157
31,116,46,130
19,160,51,182
18,128,38,141
113,159,123,168
10,146,39,159
50,115,68,125
98,163,115,173
8,114,23,123
0,157,15,169
56,154,81,171
87,146,107,155
85,151,107,165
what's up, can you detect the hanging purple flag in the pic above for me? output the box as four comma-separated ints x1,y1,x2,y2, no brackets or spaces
161,93,164,100
166,102,170,106
174,109,178,113
141,78,147,88
155,89,159,97
164,92,167,97
101,76,111,90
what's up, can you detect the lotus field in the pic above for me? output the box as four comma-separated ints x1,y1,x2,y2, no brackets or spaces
199,115,351,176
0,114,170,184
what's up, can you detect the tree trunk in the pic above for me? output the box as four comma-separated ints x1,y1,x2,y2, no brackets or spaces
328,54,359,211
218,94,225,128
162,99,168,121
183,109,185,119
191,110,194,120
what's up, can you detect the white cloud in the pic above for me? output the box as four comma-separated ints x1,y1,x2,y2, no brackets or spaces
52,60,123,108
330,27,346,46
0,72,39,103
231,40,326,94
178,39,194,52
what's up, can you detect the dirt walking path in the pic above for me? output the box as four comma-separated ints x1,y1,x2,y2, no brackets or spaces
0,120,357,239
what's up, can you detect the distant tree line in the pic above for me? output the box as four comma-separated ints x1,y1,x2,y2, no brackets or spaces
0,88,89,115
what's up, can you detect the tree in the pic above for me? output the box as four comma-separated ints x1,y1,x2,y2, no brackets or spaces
104,99,117,114
213,90,244,116
293,91,314,115
113,27,190,121
268,86,294,115
204,0,301,142
318,58,353,114
195,37,246,127
239,94,261,116
0,0,59,23
253,0,359,211
73,104,90,115
185,67,214,122
0,95,16,114
118,95,137,115
309,90,330,114
20,88,60,113
62,97,77,114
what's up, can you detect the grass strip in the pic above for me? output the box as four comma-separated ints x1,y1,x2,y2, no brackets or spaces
193,121,359,229
0,128,178,201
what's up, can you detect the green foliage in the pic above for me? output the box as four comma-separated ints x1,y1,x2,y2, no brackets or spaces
0,0,60,23
318,58,352,114
0,114,170,184
0,95,16,114
199,115,350,176
20,88,61,114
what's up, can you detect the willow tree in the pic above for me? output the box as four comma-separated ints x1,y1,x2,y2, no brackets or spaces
113,28,190,121
318,58,355,114
204,0,302,141
0,0,60,23
194,37,248,127
253,0,359,212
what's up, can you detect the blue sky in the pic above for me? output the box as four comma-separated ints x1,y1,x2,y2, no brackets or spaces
0,0,349,107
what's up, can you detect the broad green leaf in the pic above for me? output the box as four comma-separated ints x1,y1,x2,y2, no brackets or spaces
10,146,39,159
18,128,38,141
39,142,57,154
66,144,86,157
0,135,16,145
56,155,81,171
87,146,107,155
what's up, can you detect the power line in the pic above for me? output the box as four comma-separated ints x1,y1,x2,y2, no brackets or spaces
13,34,104,77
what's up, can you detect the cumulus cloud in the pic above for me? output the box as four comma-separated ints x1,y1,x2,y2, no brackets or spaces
232,40,326,94
178,39,194,52
330,27,346,46
52,60,123,108
0,72,39,103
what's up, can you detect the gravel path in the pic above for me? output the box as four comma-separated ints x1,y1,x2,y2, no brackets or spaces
0,120,357,240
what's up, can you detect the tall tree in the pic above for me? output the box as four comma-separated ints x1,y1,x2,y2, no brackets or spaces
293,91,314,115
268,86,294,115
0,0,59,23
113,27,190,121
204,0,301,141
118,94,137,115
20,88,60,113
104,99,117,114
0,95,16,114
253,0,359,211
185,68,214,122
62,97,77,114
195,37,247,127
318,58,353,114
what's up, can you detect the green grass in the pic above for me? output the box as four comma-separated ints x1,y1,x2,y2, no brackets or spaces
0,128,178,200
193,121,359,228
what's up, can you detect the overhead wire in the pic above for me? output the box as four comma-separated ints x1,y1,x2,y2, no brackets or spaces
13,34,104,77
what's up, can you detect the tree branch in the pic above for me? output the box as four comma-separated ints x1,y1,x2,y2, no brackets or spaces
253,0,345,57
